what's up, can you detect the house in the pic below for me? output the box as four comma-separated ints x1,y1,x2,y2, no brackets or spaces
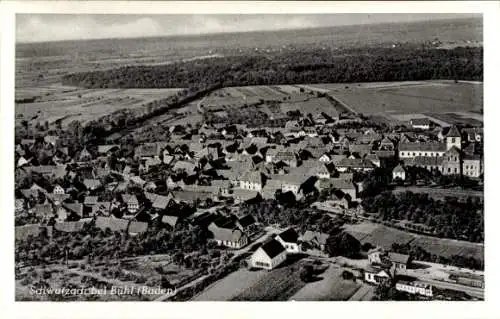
319,153,332,162
367,247,387,264
441,146,462,175
273,151,299,167
83,196,99,206
79,147,93,162
275,228,300,253
208,221,248,249
83,179,102,191
392,164,406,181
335,158,375,172
395,280,433,297
236,214,257,235
122,194,139,213
463,154,483,178
379,136,395,151
239,171,265,192
398,142,446,159
299,230,329,251
250,238,287,270
53,184,65,195
161,215,179,229
410,118,432,130
364,267,391,285
316,178,358,201
388,252,411,271
462,127,483,142
95,217,130,233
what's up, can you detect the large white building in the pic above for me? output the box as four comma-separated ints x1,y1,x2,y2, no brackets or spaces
250,238,287,270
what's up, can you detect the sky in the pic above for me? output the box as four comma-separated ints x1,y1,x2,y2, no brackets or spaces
16,13,480,43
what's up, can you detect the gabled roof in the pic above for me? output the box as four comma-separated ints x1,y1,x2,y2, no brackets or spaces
128,221,148,234
208,222,246,243
83,179,102,190
62,203,84,217
259,238,286,259
84,196,99,205
95,217,129,232
445,125,461,138
393,164,406,173
239,171,264,184
161,215,179,228
122,194,138,205
388,252,410,264
398,142,446,152
54,221,87,233
237,214,256,228
278,228,299,243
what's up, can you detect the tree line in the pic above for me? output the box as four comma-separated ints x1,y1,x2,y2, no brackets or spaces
62,47,483,89
361,191,483,243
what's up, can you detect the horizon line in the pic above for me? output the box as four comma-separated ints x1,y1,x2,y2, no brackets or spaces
16,15,482,45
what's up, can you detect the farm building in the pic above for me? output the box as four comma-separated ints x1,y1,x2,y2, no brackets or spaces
388,252,411,271
275,228,300,253
208,221,249,249
250,238,287,270
364,266,391,285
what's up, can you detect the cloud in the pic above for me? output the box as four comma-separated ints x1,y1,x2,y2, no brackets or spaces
16,14,479,43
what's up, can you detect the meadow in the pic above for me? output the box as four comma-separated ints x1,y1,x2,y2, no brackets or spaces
15,85,183,127
343,222,484,262
305,81,483,118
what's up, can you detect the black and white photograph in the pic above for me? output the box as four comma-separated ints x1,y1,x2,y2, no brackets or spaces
2,1,499,314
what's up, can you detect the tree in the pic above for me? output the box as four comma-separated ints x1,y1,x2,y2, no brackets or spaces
324,232,361,258
299,264,314,282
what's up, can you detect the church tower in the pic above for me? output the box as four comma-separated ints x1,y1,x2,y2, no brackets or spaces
445,125,461,150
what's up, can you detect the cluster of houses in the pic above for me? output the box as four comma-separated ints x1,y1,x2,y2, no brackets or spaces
364,247,434,298
15,110,482,262
393,124,483,181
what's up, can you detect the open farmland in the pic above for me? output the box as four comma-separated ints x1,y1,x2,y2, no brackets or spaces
231,259,308,301
343,222,484,262
15,85,183,127
303,80,483,121
279,97,341,118
290,265,362,301
192,268,268,301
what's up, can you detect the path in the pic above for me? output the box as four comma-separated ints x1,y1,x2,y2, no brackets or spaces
348,284,375,301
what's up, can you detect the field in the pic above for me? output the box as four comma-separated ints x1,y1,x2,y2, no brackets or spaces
344,222,484,262
290,265,362,301
192,268,268,301
303,80,483,124
15,85,183,127
231,259,307,301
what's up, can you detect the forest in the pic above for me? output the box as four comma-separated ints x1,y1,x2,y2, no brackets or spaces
361,191,484,243
62,46,483,89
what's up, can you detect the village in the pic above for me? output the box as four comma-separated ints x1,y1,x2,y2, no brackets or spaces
14,89,485,301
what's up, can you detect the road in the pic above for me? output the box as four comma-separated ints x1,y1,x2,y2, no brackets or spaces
155,227,277,301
